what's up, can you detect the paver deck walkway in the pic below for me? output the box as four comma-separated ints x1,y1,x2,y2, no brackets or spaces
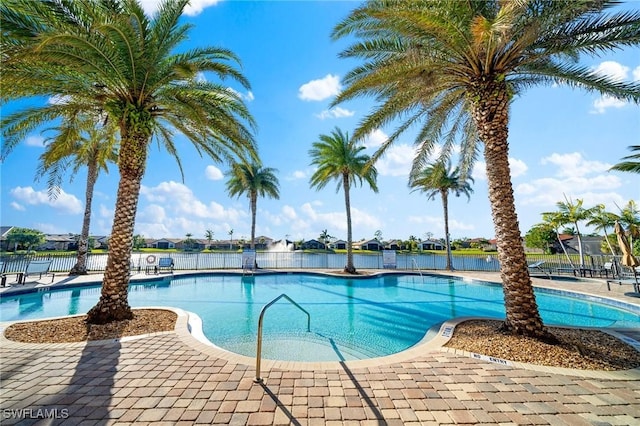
1,271,639,425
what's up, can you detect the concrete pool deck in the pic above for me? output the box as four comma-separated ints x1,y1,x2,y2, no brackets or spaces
1,270,639,425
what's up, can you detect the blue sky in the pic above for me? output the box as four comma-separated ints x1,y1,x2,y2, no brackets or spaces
1,0,639,244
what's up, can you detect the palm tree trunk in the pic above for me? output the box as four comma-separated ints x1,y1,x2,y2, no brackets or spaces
575,222,585,266
250,193,258,268
69,158,98,275
343,173,356,274
86,125,148,324
472,81,548,340
441,190,453,271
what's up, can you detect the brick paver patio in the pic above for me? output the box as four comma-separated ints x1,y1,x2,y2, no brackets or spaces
1,271,639,425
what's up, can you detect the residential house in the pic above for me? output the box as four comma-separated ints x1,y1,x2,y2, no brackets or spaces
419,239,445,250
300,239,326,250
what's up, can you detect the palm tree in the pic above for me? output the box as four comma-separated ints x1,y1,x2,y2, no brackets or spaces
225,162,280,260
37,113,119,275
548,197,598,267
319,229,334,247
205,230,214,250
309,127,378,274
617,200,640,254
611,146,640,174
1,0,257,323
332,0,640,339
541,211,575,268
228,229,234,251
409,161,474,271
586,204,619,256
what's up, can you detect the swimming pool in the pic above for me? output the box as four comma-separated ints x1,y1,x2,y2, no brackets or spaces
1,273,639,361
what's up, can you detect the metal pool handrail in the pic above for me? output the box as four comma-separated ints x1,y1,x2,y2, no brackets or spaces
254,293,311,383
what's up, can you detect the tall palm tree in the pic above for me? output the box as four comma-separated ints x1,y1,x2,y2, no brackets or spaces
332,0,640,339
38,113,119,275
225,162,280,264
586,204,619,256
309,127,378,274
548,197,598,267
611,146,640,174
409,161,474,271
1,0,257,323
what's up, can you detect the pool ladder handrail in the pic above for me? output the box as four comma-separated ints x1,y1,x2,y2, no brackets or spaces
411,258,423,279
254,293,311,383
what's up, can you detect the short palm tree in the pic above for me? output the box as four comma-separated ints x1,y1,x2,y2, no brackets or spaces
205,229,214,250
225,162,280,265
332,0,640,339
541,211,575,267
1,0,257,323
309,127,378,274
409,161,474,271
586,204,619,256
611,146,640,174
38,113,119,276
617,200,640,254
546,197,598,267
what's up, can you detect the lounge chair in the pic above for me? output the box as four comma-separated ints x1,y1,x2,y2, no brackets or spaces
528,260,551,279
19,260,55,284
0,261,7,287
157,257,174,274
606,265,639,293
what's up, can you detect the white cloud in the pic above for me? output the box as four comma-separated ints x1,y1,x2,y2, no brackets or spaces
591,95,627,114
10,186,83,214
592,61,629,81
25,136,45,147
590,61,632,113
315,107,354,120
407,215,475,233
540,152,610,178
290,170,307,180
140,181,246,221
139,0,220,16
375,144,414,177
48,95,70,105
515,151,622,208
633,66,640,81
471,157,528,181
205,165,224,180
298,74,341,101
362,129,388,149
10,202,25,211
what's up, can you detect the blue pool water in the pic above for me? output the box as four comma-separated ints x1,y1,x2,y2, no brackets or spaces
1,273,638,361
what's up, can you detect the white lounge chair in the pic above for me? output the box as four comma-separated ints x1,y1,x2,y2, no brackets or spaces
19,260,55,284
528,260,551,279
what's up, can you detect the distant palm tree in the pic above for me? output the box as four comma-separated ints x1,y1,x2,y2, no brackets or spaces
1,0,257,323
205,230,214,250
587,204,619,256
541,212,575,268
319,229,334,247
611,146,640,174
409,161,473,271
37,113,118,275
617,200,640,254
332,0,640,339
228,229,234,251
225,162,280,264
547,197,598,267
309,127,378,274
